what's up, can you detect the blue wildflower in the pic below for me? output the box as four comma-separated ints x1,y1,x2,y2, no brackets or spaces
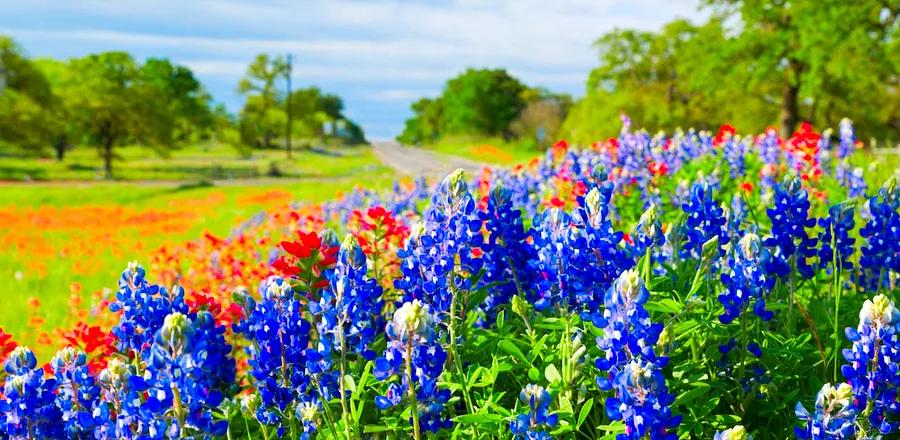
765,176,817,279
859,179,900,291
795,383,857,439
594,270,680,439
374,300,451,435
841,294,900,434
0,346,64,439
817,204,856,271
681,182,729,260
510,384,558,440
51,347,99,436
719,233,775,323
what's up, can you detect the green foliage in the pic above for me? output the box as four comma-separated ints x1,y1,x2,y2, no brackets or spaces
0,37,56,152
398,68,533,145
562,2,900,143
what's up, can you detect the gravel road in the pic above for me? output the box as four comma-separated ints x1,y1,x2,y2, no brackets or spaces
371,140,487,180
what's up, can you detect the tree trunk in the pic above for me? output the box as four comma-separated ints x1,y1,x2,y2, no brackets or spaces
54,135,67,161
780,81,800,138
103,136,114,179
780,59,804,138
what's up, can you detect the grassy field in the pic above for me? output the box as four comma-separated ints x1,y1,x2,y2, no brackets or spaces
0,142,382,181
425,136,545,165
0,145,395,355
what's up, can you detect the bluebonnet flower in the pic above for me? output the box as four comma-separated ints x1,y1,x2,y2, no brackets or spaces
395,169,484,316
241,276,313,434
817,204,855,271
795,383,857,439
594,270,680,439
715,425,750,440
476,184,538,325
510,384,558,440
93,358,149,439
722,135,748,179
374,300,451,434
859,179,900,291
570,184,633,314
110,261,189,358
681,182,729,260
51,346,99,436
142,311,235,437
719,233,775,323
0,346,64,439
633,204,664,258
841,294,900,434
529,206,576,311
765,176,817,279
846,167,867,199
716,339,771,398
311,234,384,360
295,399,322,440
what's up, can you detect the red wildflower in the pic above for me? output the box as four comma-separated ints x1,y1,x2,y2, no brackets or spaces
714,124,736,145
740,182,754,193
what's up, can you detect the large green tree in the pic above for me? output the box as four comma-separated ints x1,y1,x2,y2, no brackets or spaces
140,58,213,144
708,0,899,138
237,54,289,148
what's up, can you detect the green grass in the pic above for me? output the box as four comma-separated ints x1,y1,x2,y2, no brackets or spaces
424,136,545,165
0,142,383,181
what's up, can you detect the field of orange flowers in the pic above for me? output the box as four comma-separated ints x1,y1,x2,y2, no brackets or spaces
0,176,396,359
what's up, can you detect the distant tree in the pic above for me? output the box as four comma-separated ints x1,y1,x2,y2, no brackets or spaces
237,54,289,148
0,36,55,153
509,92,571,149
140,58,213,144
67,52,189,178
441,68,526,137
398,97,443,145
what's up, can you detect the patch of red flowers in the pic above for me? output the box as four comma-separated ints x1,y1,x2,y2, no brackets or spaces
714,124,737,145
0,328,17,365
274,231,338,298
60,322,116,374
348,206,410,281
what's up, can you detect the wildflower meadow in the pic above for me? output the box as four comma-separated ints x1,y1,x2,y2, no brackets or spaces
3,118,900,440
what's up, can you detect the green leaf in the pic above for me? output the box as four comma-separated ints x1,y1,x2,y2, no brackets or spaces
577,398,594,428
362,425,395,433
528,366,540,381
645,298,683,314
453,413,503,424
498,339,529,364
544,364,562,384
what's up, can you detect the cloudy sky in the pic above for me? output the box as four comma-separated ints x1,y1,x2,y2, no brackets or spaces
2,0,705,139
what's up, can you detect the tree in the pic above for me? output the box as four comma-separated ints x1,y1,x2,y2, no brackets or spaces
140,58,213,144
441,68,526,137
509,92,571,149
67,52,188,178
398,97,443,145
237,54,288,148
0,36,55,153
707,0,899,137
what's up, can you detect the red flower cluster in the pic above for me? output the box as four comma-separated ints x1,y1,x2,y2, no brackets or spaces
60,322,116,374
273,231,338,297
0,328,17,365
786,122,824,181
714,124,737,145
349,206,410,281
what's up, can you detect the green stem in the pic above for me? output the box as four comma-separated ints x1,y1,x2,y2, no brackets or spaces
338,332,353,440
406,341,422,440
172,383,186,437
832,223,842,382
448,280,477,417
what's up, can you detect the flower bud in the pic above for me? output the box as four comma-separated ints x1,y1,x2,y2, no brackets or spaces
339,234,366,269
297,401,319,423
160,312,192,349
859,294,899,330
714,425,749,440
520,384,548,406
5,346,37,374
443,168,468,203
392,300,433,340
51,346,86,373
737,233,761,261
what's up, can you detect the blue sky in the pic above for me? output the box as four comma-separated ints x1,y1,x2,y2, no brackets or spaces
1,0,704,140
